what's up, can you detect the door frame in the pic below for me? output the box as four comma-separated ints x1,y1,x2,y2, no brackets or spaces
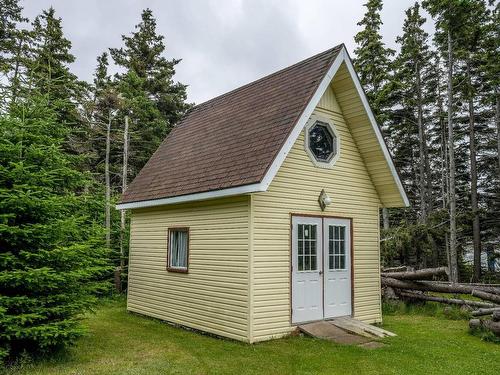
289,213,355,325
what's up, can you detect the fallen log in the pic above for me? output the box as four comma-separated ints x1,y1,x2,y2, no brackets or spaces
471,289,500,305
399,291,497,308
492,310,500,322
471,319,500,336
484,320,500,336
381,277,474,294
382,277,500,296
381,267,448,280
471,307,500,317
469,318,482,329
381,266,410,273
427,281,500,295
382,286,398,300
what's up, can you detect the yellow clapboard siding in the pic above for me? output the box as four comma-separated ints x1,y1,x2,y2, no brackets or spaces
126,60,404,344
332,63,404,208
127,195,250,342
249,84,383,342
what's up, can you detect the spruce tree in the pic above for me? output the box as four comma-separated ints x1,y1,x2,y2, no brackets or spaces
25,7,87,139
354,0,395,127
0,0,27,110
0,0,24,74
453,0,491,280
392,3,435,222
0,95,111,360
480,2,500,256
354,0,395,231
110,8,189,177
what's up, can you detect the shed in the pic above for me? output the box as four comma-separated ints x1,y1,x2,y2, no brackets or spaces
117,44,409,343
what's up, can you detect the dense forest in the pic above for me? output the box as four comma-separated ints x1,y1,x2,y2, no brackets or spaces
0,0,498,362
353,0,499,284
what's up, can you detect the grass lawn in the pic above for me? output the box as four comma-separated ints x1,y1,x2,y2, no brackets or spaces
3,298,499,375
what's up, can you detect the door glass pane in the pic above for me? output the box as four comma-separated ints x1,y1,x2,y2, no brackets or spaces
329,225,347,270
311,255,317,270
297,224,317,271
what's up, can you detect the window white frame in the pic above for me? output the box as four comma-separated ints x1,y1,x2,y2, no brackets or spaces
304,114,340,169
167,227,189,272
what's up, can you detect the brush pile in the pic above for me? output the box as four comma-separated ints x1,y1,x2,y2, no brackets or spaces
381,266,500,337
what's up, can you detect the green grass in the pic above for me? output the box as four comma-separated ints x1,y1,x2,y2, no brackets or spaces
3,298,499,375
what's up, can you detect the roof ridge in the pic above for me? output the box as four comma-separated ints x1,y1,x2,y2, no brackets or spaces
120,43,346,206
191,44,344,112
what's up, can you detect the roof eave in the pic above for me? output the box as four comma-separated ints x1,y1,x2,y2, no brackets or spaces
116,45,409,210
116,182,265,210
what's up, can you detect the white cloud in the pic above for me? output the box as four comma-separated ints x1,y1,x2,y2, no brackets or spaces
20,0,435,104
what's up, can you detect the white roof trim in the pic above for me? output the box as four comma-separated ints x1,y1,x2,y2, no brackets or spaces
117,46,408,210
116,182,264,210
340,49,409,207
260,46,408,206
260,50,344,189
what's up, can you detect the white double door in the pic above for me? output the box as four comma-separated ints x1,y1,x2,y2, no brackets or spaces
291,216,352,324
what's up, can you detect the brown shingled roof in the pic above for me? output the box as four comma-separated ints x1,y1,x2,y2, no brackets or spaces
120,45,343,204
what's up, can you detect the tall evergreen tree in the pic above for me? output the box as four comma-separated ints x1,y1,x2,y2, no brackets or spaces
392,3,436,223
353,0,395,231
0,0,24,74
423,0,474,282
109,8,189,177
480,2,500,254
26,7,85,130
354,0,395,127
0,0,27,110
0,95,111,360
453,0,491,280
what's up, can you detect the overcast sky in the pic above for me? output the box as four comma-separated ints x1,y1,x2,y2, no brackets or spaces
21,0,435,104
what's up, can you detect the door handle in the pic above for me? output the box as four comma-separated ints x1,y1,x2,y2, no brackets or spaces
319,270,323,275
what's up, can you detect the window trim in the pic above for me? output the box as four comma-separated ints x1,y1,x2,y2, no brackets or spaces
304,115,340,169
166,227,190,273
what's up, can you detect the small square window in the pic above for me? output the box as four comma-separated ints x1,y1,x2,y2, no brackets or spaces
167,227,189,272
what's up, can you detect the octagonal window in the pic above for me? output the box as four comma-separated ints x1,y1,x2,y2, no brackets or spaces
308,121,336,162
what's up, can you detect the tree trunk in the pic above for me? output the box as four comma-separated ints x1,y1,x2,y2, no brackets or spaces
381,277,500,295
493,310,500,322
10,39,22,105
381,266,410,273
484,320,500,336
496,89,500,181
416,62,428,222
381,267,448,280
472,307,500,317
471,290,500,305
120,115,129,271
399,291,496,308
382,208,389,230
439,73,448,211
422,281,500,295
105,110,111,249
472,319,500,336
447,30,458,283
467,60,481,282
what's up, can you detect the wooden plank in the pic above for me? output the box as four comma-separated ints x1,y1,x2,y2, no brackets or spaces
344,318,397,337
329,318,378,338
330,317,396,338
298,321,370,344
